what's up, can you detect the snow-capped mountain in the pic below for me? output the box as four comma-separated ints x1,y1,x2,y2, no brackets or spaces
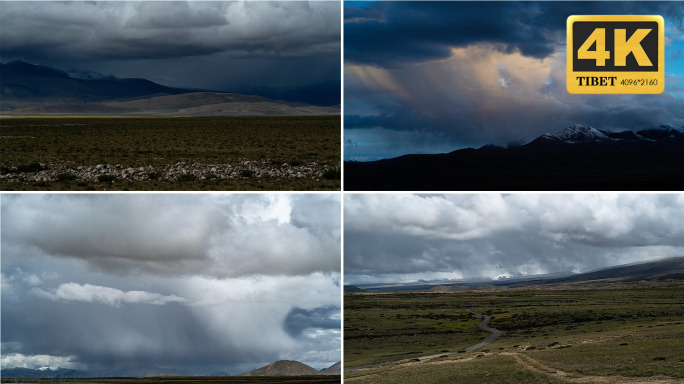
537,124,614,144
67,69,117,81
521,123,684,147
557,124,613,142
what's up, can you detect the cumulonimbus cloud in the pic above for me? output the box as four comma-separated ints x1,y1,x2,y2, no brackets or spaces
343,2,684,159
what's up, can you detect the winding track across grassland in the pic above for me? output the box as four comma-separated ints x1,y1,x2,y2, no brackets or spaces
462,309,503,352
345,309,502,371
346,312,680,383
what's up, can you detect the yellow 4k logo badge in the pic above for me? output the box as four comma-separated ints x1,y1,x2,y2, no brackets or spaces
567,15,664,94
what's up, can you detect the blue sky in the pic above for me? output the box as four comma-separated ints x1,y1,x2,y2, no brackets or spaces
344,1,684,161
665,17,684,98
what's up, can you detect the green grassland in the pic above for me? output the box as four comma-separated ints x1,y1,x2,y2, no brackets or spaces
344,283,684,383
0,116,340,191
0,376,340,384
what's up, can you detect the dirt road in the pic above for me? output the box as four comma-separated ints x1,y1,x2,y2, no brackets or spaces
346,309,502,371
462,309,503,352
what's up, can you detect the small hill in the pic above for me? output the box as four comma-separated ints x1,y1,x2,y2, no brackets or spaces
318,361,341,375
239,360,320,376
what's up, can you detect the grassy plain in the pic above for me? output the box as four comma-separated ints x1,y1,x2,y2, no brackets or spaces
0,116,340,190
0,377,340,384
344,283,684,383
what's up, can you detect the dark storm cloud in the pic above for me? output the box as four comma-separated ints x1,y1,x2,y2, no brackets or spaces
0,1,340,104
284,306,340,338
344,194,684,283
345,1,681,67
1,1,339,61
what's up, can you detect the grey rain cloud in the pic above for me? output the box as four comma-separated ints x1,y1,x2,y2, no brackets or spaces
2,194,340,277
1,194,341,374
344,194,684,284
1,1,340,61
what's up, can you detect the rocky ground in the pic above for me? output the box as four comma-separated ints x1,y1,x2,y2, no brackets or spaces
0,160,339,185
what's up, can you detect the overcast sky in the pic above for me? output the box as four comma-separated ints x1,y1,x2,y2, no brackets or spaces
344,1,684,160
0,1,341,106
345,193,684,285
1,194,341,375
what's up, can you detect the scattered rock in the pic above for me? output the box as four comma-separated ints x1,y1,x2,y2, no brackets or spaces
1,160,340,184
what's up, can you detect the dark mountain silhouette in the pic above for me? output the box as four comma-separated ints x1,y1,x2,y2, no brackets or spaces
239,360,320,376
0,61,340,115
345,124,684,191
1,61,187,103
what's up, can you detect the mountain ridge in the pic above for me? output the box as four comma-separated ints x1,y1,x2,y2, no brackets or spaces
345,123,684,190
0,61,339,115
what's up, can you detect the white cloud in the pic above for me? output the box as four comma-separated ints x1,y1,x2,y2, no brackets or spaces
32,283,185,307
0,353,80,370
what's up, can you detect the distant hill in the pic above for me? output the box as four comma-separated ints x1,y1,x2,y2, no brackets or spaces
345,123,684,190
0,61,340,116
239,360,320,376
0,366,188,378
318,361,341,375
0,367,91,379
